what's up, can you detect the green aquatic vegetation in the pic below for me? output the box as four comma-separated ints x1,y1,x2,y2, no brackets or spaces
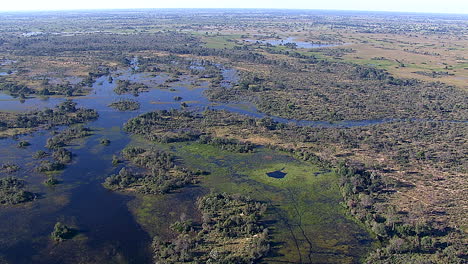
246,161,332,189
0,100,96,138
100,138,111,146
123,107,464,261
36,160,65,172
114,80,149,95
108,99,140,111
103,147,201,194
4,101,98,135
198,135,256,153
0,79,34,97
45,125,92,149
51,222,75,242
164,142,373,263
52,148,72,164
111,155,120,166
0,75,86,97
44,176,59,186
16,140,31,148
32,150,48,159
123,110,375,261
0,163,20,173
0,177,35,205
0,10,464,263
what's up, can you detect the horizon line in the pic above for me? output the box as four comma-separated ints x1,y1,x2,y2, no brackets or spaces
0,7,467,16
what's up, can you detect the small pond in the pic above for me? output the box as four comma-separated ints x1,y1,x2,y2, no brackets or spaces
266,170,287,179
243,37,340,49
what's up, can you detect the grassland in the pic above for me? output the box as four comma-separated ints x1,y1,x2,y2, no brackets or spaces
124,138,373,263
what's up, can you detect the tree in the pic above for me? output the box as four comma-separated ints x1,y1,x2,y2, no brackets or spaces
51,222,74,242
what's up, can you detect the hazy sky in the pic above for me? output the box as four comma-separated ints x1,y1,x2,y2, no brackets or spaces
1,0,467,14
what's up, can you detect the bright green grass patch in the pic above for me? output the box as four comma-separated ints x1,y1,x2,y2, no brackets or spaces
244,160,344,224
124,140,374,263
202,35,242,49
453,62,468,69
173,143,372,260
247,161,327,187
344,58,398,69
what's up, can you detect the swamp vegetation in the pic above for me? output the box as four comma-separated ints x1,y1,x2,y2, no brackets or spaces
0,9,466,264
103,147,201,194
0,100,98,138
152,193,269,264
0,177,35,205
108,99,141,111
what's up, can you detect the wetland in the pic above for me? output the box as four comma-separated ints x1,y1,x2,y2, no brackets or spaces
0,9,466,264
0,55,374,264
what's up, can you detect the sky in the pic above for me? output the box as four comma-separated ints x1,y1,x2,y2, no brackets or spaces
0,0,467,14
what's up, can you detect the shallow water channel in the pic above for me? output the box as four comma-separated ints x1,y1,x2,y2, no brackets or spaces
0,66,374,263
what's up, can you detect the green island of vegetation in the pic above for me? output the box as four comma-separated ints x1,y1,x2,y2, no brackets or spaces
16,140,30,148
100,138,111,146
124,110,256,153
108,99,141,111
51,222,76,242
103,147,202,194
44,176,59,186
46,125,92,150
30,125,93,173
0,100,98,138
0,177,35,205
0,163,20,174
114,80,149,95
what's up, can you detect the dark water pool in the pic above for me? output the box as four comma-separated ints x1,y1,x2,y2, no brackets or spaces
266,170,287,179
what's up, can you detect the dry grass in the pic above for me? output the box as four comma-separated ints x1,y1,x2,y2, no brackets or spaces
1,52,117,91
0,127,34,138
339,32,468,90
206,26,468,90
208,119,467,234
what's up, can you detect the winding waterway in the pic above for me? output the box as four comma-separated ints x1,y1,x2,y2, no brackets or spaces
0,65,377,263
